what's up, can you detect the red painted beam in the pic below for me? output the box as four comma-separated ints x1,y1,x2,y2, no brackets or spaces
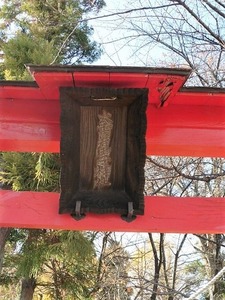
0,67,225,156
0,190,225,233
1,99,225,157
147,104,225,157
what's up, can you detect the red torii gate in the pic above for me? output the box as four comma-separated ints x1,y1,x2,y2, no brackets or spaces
0,65,225,233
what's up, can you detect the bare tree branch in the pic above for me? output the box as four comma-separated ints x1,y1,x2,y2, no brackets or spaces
202,0,225,19
170,0,225,47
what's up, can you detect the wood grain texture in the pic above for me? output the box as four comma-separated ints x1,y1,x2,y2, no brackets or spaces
59,88,148,215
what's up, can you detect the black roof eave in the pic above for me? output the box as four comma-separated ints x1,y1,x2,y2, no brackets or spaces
26,64,192,77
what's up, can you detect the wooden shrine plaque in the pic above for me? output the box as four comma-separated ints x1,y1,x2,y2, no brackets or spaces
59,87,148,217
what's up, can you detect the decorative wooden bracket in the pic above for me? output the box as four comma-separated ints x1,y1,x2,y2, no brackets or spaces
157,78,175,107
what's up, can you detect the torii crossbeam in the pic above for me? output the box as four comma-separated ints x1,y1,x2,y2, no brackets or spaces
0,65,225,233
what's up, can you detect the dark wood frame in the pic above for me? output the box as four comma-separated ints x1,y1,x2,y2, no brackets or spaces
59,87,148,217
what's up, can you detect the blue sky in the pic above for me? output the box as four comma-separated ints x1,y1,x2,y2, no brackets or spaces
89,0,170,67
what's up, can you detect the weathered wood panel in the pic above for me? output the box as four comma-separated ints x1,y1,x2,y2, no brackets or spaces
59,88,148,216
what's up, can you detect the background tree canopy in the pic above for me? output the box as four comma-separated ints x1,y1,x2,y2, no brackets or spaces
0,0,105,79
1,0,225,299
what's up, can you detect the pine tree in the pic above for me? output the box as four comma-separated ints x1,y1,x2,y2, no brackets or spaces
0,0,105,80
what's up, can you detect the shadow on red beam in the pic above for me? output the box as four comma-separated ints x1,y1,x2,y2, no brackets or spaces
1,190,225,233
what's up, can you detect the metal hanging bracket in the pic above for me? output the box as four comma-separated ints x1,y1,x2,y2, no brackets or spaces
121,202,137,222
71,201,86,221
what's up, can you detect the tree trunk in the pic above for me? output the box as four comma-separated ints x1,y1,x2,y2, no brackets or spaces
0,227,11,273
200,234,225,299
20,277,36,300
